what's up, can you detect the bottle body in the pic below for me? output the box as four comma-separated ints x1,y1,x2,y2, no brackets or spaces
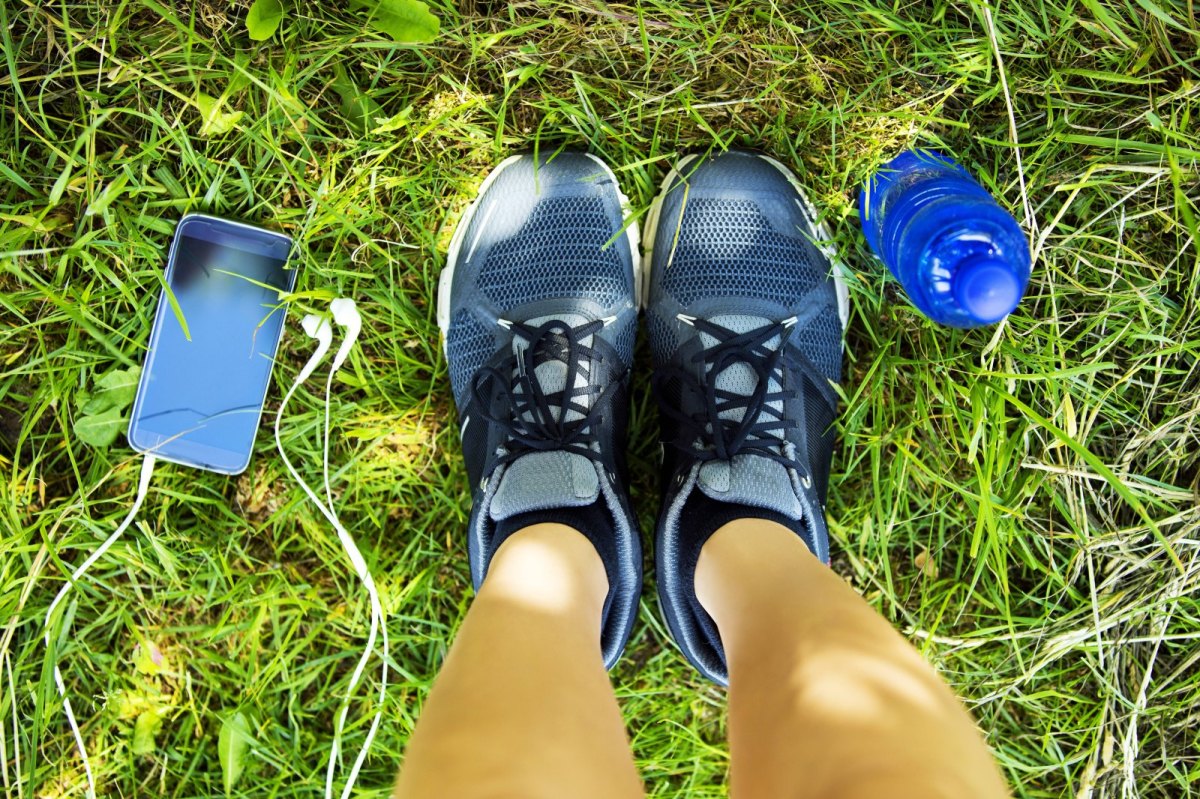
859,150,1031,328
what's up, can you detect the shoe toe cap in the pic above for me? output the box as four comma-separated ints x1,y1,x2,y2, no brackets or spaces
677,150,797,196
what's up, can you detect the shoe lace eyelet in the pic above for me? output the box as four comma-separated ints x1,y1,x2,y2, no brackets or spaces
800,473,812,490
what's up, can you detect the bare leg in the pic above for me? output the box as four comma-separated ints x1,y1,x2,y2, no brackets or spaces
393,523,644,799
696,518,1011,799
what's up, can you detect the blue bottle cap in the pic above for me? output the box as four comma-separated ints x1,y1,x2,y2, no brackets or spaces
952,257,1021,324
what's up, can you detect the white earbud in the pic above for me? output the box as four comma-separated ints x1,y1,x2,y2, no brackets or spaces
329,298,361,372
296,313,333,383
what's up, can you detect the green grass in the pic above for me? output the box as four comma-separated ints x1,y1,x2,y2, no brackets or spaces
2,0,1199,796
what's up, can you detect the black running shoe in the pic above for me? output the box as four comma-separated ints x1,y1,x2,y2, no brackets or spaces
438,152,643,668
644,151,849,683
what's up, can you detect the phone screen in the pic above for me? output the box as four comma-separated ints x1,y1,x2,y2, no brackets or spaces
128,215,296,474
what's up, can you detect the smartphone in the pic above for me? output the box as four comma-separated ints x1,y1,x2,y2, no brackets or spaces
127,214,296,474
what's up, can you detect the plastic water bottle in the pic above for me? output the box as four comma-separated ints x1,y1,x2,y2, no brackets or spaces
859,150,1031,328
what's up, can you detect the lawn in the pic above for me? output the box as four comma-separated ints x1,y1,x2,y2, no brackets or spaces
2,0,1199,797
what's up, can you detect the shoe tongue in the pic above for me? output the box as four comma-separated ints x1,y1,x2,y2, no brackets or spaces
514,313,591,425
698,314,782,426
694,314,802,520
490,313,601,521
490,451,600,520
696,455,803,519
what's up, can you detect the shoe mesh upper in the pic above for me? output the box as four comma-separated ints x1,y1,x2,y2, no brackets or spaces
447,307,495,406
660,198,819,304
792,306,843,383
478,196,628,310
646,310,677,365
801,375,836,501
609,312,637,364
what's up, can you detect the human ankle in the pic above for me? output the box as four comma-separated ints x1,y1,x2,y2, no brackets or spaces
484,523,609,618
694,518,817,627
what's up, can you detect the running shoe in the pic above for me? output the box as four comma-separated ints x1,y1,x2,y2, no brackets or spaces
437,152,643,668
644,150,849,683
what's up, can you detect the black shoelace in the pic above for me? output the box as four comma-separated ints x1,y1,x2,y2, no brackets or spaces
471,318,614,468
655,317,808,473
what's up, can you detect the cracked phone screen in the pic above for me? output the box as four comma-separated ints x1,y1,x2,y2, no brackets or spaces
129,229,292,473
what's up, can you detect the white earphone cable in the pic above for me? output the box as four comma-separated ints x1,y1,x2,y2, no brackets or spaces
42,453,157,799
320,366,388,799
274,323,386,799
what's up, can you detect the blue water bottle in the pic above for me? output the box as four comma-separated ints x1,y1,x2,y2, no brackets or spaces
859,150,1031,328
